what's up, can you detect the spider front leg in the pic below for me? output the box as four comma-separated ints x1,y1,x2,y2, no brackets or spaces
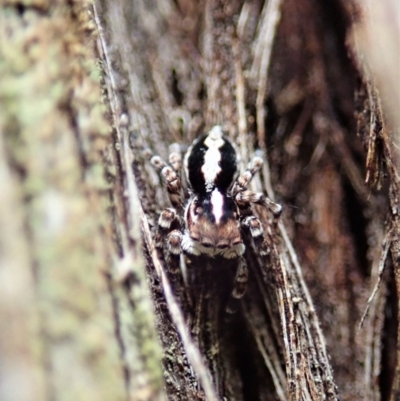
153,208,182,275
151,150,183,211
167,143,183,173
225,257,249,314
232,155,282,225
151,149,184,275
165,229,183,275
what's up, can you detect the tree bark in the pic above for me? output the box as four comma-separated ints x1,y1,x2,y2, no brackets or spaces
0,0,399,401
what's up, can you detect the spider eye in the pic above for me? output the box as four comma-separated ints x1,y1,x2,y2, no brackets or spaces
232,240,242,246
201,242,213,248
217,244,229,250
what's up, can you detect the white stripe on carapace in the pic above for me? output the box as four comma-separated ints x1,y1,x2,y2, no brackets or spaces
202,126,225,191
211,189,224,224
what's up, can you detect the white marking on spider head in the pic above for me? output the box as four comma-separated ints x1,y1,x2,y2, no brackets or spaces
202,126,225,191
210,189,224,224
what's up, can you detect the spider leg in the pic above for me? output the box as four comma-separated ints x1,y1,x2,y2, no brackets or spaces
150,146,187,278
242,215,270,256
151,154,183,211
168,143,183,173
236,191,282,218
225,257,248,314
231,155,264,195
155,208,183,275
155,207,180,247
231,155,281,217
165,229,182,275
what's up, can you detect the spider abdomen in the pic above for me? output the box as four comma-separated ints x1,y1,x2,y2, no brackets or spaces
185,125,237,194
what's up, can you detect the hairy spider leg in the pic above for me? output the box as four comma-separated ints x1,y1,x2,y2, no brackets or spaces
231,156,282,256
151,153,185,275
241,215,269,256
153,208,182,275
232,156,281,214
151,155,183,211
168,143,183,173
165,229,182,275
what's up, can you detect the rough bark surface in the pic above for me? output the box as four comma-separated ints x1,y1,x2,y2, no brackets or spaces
0,0,399,401
0,2,128,401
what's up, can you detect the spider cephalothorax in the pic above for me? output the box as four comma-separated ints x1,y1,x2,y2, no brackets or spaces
182,190,244,259
151,125,281,312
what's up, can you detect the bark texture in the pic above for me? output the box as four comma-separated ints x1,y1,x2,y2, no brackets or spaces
0,0,399,401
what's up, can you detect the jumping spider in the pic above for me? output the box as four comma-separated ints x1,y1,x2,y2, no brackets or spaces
151,126,281,312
